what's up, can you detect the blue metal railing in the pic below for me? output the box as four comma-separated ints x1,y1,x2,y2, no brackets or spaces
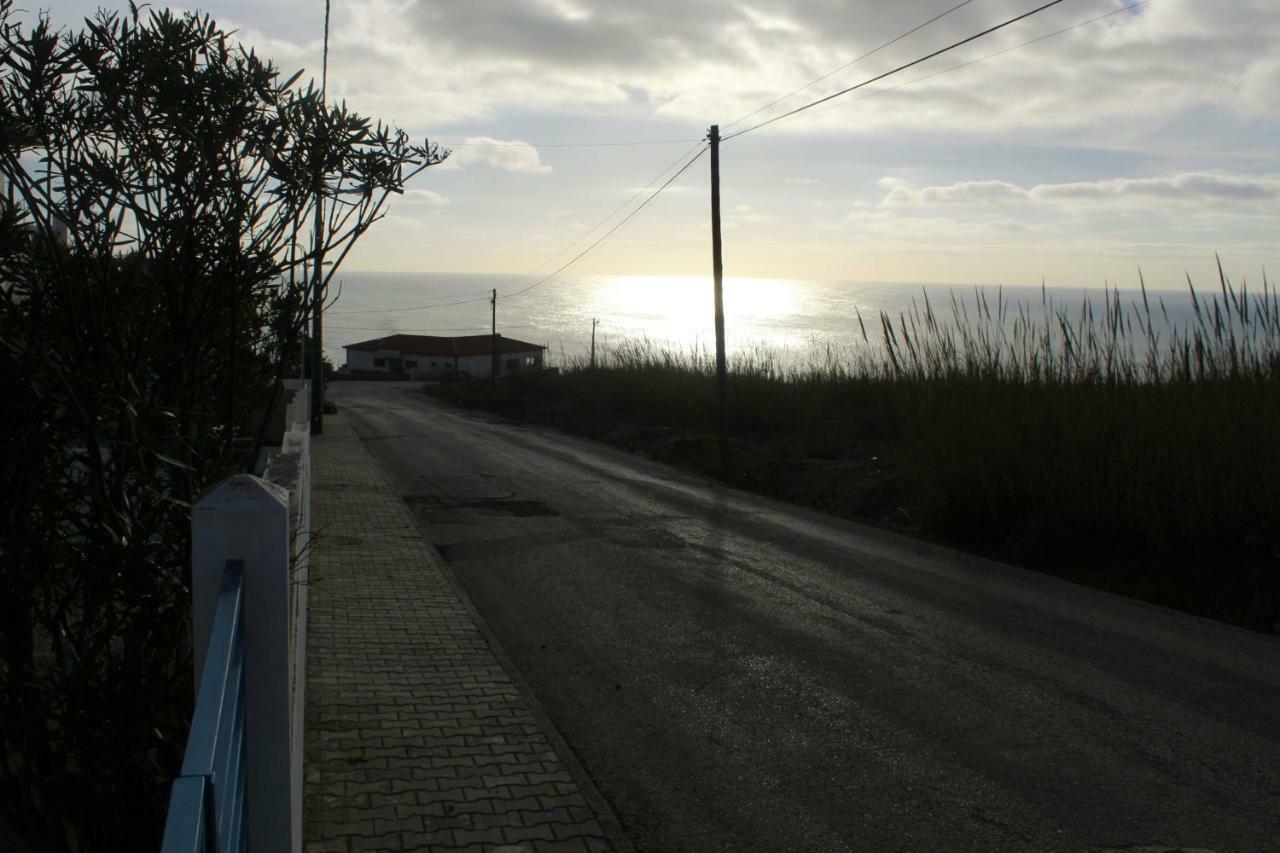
161,560,248,853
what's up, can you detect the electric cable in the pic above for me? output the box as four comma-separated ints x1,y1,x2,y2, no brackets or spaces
438,138,702,148
723,0,978,132
328,324,538,333
327,292,494,315
502,145,709,301
329,0,1150,333
724,0,1074,141
808,0,1151,119
500,140,708,292
330,142,706,316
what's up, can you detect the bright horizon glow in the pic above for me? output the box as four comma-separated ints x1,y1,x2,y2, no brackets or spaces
318,270,1252,369
597,275,803,333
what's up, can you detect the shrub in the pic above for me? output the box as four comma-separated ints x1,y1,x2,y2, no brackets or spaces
0,5,444,848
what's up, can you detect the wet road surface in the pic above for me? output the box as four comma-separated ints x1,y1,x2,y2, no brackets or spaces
330,381,1280,853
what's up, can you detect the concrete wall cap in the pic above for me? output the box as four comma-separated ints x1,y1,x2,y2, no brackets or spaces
194,473,289,510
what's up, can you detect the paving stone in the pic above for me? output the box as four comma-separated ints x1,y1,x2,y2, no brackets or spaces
453,827,508,846
304,412,621,853
349,833,400,853
534,839,591,853
504,823,557,844
553,822,607,842
305,840,350,853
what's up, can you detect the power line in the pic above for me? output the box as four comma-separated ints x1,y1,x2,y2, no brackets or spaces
503,145,709,301
320,0,331,96
327,324,538,334
834,0,1157,114
724,0,1073,141
331,142,707,317
438,138,702,148
325,0,1126,327
807,0,1151,119
723,0,978,132
327,291,494,315
500,140,707,293
336,5,974,322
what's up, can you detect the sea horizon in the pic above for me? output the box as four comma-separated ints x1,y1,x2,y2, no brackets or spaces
321,270,1264,368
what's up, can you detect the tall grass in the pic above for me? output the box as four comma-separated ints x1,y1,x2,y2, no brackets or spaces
874,272,1278,614
456,269,1280,630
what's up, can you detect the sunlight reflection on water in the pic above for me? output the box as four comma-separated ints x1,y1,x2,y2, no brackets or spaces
323,271,1232,369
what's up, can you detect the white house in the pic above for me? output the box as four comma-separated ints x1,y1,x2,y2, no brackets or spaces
342,333,545,380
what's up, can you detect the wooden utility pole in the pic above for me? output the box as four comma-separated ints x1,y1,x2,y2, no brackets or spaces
590,318,597,369
708,125,728,463
309,219,325,433
310,0,333,434
491,288,498,391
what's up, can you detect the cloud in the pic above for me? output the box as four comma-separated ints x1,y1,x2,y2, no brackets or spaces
820,207,1035,248
1032,173,1280,204
369,0,1280,138
1235,55,1280,115
399,188,450,205
786,177,819,185
406,0,744,70
43,0,1278,164
439,138,552,173
881,173,1280,208
197,0,1280,150
884,180,1028,206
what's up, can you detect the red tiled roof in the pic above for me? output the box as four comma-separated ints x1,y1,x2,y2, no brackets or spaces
343,333,545,357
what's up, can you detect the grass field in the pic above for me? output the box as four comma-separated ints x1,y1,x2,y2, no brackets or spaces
427,270,1280,633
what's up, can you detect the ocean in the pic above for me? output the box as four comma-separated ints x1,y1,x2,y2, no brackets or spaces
321,271,1246,369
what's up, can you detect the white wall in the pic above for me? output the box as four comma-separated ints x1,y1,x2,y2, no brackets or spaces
410,353,461,379
456,350,542,380
344,346,543,378
344,349,381,371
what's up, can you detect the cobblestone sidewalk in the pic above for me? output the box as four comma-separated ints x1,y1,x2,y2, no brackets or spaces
305,412,626,853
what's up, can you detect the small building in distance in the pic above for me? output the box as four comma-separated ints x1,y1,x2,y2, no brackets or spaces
342,333,546,380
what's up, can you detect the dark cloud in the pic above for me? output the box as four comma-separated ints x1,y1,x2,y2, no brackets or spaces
403,0,1031,73
408,0,738,69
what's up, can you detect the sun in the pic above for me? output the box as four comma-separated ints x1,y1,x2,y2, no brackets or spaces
592,275,802,345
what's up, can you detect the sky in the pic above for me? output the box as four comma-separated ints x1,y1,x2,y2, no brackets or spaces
43,0,1280,290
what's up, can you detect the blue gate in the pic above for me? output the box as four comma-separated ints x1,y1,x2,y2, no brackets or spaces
161,560,248,853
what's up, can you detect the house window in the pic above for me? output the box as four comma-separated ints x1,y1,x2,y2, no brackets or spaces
405,360,417,367
525,356,537,367
373,358,385,367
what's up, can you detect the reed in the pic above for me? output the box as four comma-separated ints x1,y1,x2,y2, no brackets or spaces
436,266,1280,630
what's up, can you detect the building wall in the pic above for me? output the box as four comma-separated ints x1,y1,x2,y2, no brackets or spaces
345,349,381,371
414,353,462,379
455,350,542,380
344,347,543,380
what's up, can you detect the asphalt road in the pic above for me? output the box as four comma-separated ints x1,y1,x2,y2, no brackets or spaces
330,381,1280,853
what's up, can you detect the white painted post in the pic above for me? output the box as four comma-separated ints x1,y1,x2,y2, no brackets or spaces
276,378,311,849
192,474,296,853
